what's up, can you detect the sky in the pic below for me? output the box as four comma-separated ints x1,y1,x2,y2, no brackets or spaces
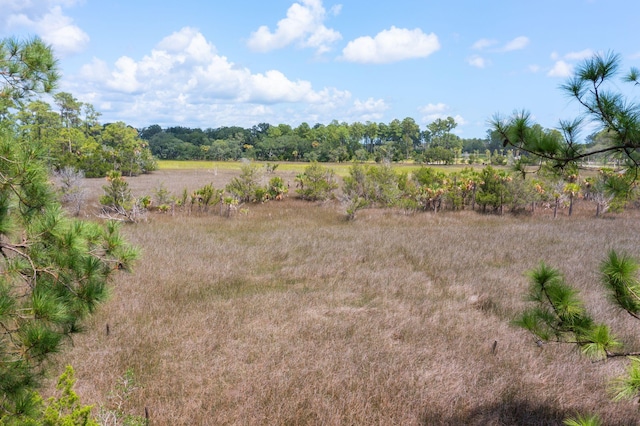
1,0,639,139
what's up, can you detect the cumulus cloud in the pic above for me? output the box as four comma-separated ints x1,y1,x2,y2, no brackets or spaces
247,0,341,54
547,60,573,77
68,27,353,127
1,1,88,56
341,26,440,64
419,103,465,125
546,50,593,77
349,97,389,121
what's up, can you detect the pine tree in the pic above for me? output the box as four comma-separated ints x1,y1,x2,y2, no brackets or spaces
515,251,640,402
0,36,138,421
493,52,640,185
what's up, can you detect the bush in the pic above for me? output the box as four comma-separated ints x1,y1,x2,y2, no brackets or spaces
295,162,338,201
343,163,401,207
226,163,263,203
267,176,288,200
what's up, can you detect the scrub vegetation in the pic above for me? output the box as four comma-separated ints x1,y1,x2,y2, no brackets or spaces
45,167,640,425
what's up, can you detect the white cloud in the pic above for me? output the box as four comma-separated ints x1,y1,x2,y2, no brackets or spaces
247,0,341,54
545,50,593,78
564,49,594,61
68,27,353,127
471,38,497,50
468,36,528,69
467,54,487,68
471,36,529,54
349,97,389,121
329,4,342,15
419,103,465,125
502,36,529,52
420,103,448,115
1,1,88,56
547,60,573,77
341,26,440,64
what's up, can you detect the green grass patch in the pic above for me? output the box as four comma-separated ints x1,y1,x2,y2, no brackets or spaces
157,160,241,170
157,160,480,176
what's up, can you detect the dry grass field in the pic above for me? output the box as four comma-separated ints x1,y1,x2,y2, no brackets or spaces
47,167,640,425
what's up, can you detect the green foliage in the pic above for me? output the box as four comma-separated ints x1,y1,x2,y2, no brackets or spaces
0,37,59,115
100,171,133,211
600,250,640,316
295,162,338,201
597,168,636,212
516,251,640,409
41,366,98,426
475,167,513,213
0,365,98,426
0,133,138,419
153,183,172,206
100,122,156,177
267,176,288,200
422,146,454,164
343,163,401,207
612,356,640,402
494,52,640,180
140,116,493,164
192,183,222,212
515,262,620,360
221,196,239,217
344,196,368,220
502,174,541,212
226,163,263,203
563,413,602,426
490,150,507,166
0,38,138,421
99,179,147,221
14,95,156,178
411,167,448,212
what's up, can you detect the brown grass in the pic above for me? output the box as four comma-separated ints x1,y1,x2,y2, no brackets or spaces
48,169,640,425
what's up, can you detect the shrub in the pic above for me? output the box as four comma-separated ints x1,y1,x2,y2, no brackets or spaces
267,176,288,200
343,163,401,207
296,162,338,201
226,163,263,203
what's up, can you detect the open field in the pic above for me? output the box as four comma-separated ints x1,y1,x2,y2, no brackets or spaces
49,167,640,425
156,160,485,177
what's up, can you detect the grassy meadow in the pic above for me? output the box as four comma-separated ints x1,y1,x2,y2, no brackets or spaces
155,159,477,177
48,165,640,425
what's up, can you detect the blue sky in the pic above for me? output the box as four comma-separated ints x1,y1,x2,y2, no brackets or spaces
2,0,639,139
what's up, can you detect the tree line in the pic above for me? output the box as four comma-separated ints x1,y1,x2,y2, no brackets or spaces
139,117,510,164
12,93,156,178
